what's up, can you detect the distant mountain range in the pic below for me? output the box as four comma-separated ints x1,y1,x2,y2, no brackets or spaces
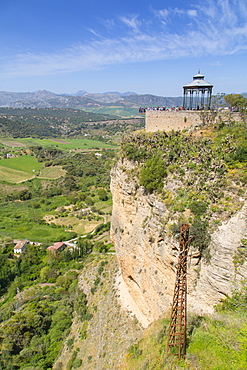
1,90,245,111
0,90,183,109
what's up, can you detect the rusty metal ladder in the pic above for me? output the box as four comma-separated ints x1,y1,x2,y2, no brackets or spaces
167,224,194,359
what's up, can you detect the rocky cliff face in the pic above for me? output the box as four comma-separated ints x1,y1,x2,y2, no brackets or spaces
110,159,247,327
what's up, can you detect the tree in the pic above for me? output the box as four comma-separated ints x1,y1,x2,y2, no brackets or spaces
40,266,57,281
0,255,16,293
76,238,92,257
97,188,108,201
64,175,77,190
18,189,32,201
224,94,247,110
85,196,94,206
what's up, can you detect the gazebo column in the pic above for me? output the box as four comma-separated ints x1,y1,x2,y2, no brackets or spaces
189,90,193,110
183,90,188,109
208,88,212,109
201,89,205,109
196,89,200,110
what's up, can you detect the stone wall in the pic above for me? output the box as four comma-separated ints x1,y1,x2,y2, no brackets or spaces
145,110,242,132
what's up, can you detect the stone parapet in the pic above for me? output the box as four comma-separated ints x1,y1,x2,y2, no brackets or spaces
145,110,242,132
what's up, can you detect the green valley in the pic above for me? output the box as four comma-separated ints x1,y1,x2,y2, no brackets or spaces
0,104,246,370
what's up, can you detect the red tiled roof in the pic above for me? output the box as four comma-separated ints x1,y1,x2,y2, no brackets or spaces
47,242,66,251
53,242,65,249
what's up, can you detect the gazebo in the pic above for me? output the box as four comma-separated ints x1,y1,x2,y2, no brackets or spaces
183,72,213,110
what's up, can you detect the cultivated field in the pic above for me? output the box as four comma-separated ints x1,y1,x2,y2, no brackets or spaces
0,137,118,150
0,156,67,182
39,166,66,179
83,106,140,118
0,155,43,182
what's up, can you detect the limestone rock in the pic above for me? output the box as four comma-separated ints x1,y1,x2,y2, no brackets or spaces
111,159,247,327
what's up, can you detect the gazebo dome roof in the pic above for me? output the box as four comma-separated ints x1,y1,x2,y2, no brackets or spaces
183,71,213,89
193,72,205,79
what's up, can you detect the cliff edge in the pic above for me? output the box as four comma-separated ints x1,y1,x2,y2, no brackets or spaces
110,129,247,327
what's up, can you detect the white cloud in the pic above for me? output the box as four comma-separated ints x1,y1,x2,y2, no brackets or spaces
155,9,169,19
174,7,184,16
1,0,247,78
87,28,101,37
119,15,141,33
187,9,197,17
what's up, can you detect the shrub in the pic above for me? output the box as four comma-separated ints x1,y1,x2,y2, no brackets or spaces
129,343,143,358
67,337,74,348
170,223,180,236
123,143,147,162
73,358,82,368
18,189,32,201
139,156,167,193
190,219,211,255
216,281,247,311
80,322,88,340
189,201,208,217
230,145,247,162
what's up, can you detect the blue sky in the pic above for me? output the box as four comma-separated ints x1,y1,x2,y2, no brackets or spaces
0,0,247,96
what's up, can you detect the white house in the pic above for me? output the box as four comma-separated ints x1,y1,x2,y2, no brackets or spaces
14,239,29,254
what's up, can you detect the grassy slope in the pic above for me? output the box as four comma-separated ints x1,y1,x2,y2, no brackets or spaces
39,165,66,179
120,310,247,370
0,155,43,182
0,156,66,182
0,155,43,173
0,166,36,183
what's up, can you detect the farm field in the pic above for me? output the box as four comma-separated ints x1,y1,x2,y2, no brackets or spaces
0,155,43,182
0,166,36,183
0,156,66,182
0,155,43,173
39,166,66,179
0,137,119,150
83,106,140,118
